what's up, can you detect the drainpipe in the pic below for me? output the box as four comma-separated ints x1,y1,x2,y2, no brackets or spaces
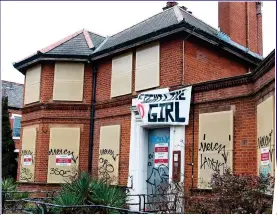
88,64,97,174
191,93,195,189
182,27,196,85
246,2,250,48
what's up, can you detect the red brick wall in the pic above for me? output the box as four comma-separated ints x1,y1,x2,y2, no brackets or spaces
17,37,273,192
18,62,93,184
95,36,250,100
183,38,248,85
184,65,275,190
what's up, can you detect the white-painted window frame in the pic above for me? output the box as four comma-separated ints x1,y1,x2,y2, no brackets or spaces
11,114,22,140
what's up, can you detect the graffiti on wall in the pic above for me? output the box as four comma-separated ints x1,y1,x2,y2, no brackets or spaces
199,134,229,173
19,127,37,182
147,130,170,195
98,155,116,182
257,96,275,177
48,148,79,180
257,130,275,176
197,111,233,189
19,165,34,181
98,125,121,185
47,127,80,183
21,150,33,156
146,164,169,195
49,148,79,163
20,150,34,182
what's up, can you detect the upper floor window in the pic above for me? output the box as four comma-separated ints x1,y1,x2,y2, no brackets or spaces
53,62,84,101
135,42,160,91
11,114,22,139
24,64,41,105
111,52,132,98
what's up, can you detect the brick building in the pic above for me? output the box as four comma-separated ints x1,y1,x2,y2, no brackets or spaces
1,80,24,153
13,1,275,201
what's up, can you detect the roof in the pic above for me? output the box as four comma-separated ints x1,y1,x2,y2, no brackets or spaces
92,6,262,60
94,7,179,52
1,80,24,109
14,29,106,68
14,4,264,70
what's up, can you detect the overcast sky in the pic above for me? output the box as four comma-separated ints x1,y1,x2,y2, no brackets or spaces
1,1,276,84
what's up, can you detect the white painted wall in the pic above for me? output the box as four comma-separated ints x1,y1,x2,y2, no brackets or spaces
127,88,186,211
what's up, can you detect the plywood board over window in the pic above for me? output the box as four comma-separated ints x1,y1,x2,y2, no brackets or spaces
111,52,132,97
135,43,160,91
98,125,121,185
198,110,234,189
24,64,41,104
47,127,80,183
19,127,37,182
257,96,275,177
53,62,84,101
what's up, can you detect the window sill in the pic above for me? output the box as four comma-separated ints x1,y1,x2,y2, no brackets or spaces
13,137,20,140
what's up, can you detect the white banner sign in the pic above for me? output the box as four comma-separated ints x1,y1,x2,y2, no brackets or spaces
23,155,32,166
56,155,72,166
136,86,192,125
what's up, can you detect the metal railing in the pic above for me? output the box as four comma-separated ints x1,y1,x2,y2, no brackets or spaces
2,190,185,214
1,191,148,214
2,190,58,214
21,199,148,214
127,193,185,213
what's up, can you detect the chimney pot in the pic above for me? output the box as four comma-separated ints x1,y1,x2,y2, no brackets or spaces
180,6,187,11
163,1,178,10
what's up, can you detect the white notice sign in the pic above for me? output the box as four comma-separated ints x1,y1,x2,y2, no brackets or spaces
261,147,270,166
56,155,72,166
154,143,168,167
23,155,32,166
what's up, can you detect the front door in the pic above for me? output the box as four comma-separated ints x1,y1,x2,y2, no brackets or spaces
147,128,170,195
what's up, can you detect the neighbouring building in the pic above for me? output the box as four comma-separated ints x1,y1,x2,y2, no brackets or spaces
1,80,24,154
13,1,275,205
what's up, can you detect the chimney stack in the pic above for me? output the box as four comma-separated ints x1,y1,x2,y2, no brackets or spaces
218,2,263,56
163,1,178,10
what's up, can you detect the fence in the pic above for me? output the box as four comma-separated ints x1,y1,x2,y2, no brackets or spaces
2,190,185,214
127,193,185,213
2,190,58,214
1,191,148,214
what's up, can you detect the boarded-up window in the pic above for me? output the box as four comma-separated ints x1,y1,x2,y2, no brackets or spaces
98,125,121,185
24,65,41,104
19,127,37,182
47,127,80,183
257,96,275,177
111,52,132,97
135,43,160,91
198,110,234,189
53,62,84,101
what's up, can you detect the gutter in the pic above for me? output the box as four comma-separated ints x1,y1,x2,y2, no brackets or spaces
88,65,97,174
13,53,89,72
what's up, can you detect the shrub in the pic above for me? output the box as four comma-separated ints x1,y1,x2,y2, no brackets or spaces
185,169,274,214
34,171,129,214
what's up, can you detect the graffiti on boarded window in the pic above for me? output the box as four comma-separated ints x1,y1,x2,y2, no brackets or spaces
257,96,275,177
47,127,80,183
198,111,233,189
19,127,37,182
98,125,121,185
